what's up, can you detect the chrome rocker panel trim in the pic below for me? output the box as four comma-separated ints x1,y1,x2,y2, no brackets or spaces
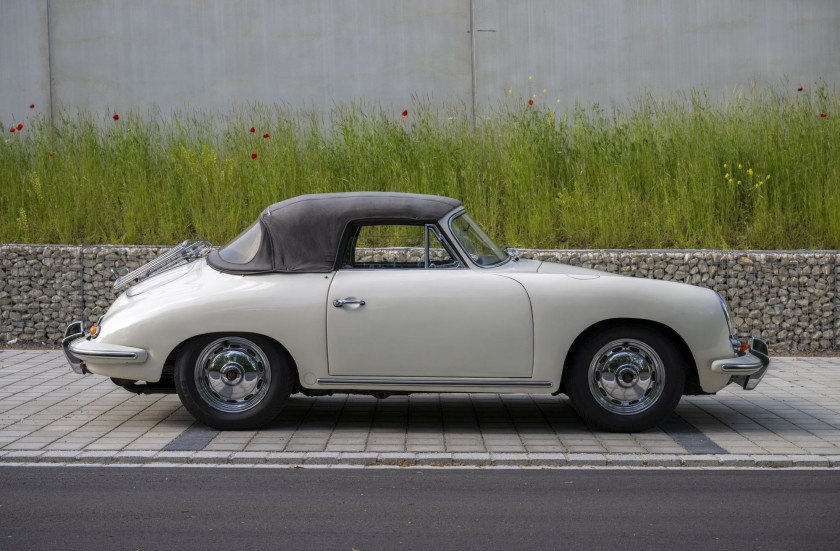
317,377,552,387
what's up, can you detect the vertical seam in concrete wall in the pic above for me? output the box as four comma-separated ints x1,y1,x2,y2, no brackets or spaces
46,0,54,124
80,246,85,324
469,0,476,126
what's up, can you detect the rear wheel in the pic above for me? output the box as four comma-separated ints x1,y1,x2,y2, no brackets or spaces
175,334,293,430
566,325,685,432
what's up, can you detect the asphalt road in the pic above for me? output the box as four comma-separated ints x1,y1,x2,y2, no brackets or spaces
1,467,838,550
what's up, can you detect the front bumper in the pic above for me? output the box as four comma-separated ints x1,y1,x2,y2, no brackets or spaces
62,320,148,375
710,337,771,390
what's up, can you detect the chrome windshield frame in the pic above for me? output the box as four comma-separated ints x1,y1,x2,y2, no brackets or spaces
445,210,511,269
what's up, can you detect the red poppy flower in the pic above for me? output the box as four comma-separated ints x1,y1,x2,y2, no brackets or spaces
797,87,803,92
9,127,14,133
113,114,119,121
263,133,270,139
251,152,257,159
820,113,827,117
49,152,54,157
16,123,23,130
528,99,533,106
402,110,408,117
249,127,255,133
30,104,35,109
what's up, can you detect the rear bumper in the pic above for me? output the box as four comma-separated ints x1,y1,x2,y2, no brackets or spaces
710,338,771,390
62,321,148,375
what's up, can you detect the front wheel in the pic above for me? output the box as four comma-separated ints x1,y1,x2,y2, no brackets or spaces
175,334,293,430
565,326,685,432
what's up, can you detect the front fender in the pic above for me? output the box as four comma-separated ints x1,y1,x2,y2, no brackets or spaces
507,273,734,393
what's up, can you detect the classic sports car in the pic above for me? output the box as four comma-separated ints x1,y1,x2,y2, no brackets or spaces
62,192,770,432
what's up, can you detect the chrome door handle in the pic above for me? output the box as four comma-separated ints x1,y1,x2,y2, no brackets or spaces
333,299,366,307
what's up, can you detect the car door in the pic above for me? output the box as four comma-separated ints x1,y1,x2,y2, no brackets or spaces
326,223,534,378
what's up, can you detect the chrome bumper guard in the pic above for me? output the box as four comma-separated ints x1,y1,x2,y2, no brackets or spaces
711,338,771,390
62,320,87,375
61,321,148,375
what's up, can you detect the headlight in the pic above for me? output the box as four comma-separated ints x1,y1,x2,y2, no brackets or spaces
716,292,733,337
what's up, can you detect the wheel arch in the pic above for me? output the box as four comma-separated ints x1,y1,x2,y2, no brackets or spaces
162,332,301,387
559,318,701,396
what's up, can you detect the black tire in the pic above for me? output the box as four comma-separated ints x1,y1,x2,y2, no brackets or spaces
175,333,294,430
565,325,685,432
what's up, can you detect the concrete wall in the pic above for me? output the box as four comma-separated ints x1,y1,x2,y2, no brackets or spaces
2,0,838,123
1,245,837,353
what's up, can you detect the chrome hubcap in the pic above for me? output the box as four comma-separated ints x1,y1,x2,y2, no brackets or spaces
588,339,665,415
195,337,271,413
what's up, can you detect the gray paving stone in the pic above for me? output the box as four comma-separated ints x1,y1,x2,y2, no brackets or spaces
717,454,755,467
641,454,682,467
567,453,607,466
39,451,80,463
230,451,269,464
377,452,416,465
156,451,193,463
527,453,567,466
492,453,531,466
752,454,794,468
825,455,840,467
266,452,306,465
416,453,453,466
191,451,232,464
680,454,722,467
4,353,840,467
114,450,157,464
789,455,831,467
338,452,379,465
606,454,645,466
304,452,341,465
2,450,44,462
451,452,491,466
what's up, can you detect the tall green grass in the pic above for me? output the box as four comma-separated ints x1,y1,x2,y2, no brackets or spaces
1,82,838,249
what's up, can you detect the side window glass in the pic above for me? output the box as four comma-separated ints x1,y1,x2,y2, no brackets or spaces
427,227,462,269
344,224,462,269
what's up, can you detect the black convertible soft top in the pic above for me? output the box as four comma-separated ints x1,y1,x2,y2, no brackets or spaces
207,192,462,273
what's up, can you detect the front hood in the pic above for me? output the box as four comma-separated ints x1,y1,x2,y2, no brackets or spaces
536,260,613,277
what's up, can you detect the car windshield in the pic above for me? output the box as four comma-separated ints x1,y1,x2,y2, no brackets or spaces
218,221,262,264
449,213,509,267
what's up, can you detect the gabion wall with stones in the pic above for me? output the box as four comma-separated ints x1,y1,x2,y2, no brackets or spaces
0,245,837,353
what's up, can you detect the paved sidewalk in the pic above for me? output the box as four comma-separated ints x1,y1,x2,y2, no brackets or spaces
1,350,839,467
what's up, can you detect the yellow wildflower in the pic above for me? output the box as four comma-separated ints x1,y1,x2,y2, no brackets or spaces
729,178,734,183
738,164,742,169
557,99,561,103
747,168,753,175
533,94,537,98
529,76,533,80
766,174,771,180
737,180,741,185
723,163,727,168
543,89,547,93
724,173,729,178
508,89,513,94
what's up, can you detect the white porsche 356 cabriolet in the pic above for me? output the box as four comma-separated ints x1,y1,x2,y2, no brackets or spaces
63,192,769,432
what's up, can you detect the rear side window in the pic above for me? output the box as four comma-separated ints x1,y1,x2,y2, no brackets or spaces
218,222,262,264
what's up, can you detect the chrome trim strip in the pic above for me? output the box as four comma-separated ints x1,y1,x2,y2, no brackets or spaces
67,346,138,360
316,378,552,387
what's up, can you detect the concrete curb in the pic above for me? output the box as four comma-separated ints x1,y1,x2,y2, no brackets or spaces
3,451,840,468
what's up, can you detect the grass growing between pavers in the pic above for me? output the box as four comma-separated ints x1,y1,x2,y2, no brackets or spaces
2,81,838,249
